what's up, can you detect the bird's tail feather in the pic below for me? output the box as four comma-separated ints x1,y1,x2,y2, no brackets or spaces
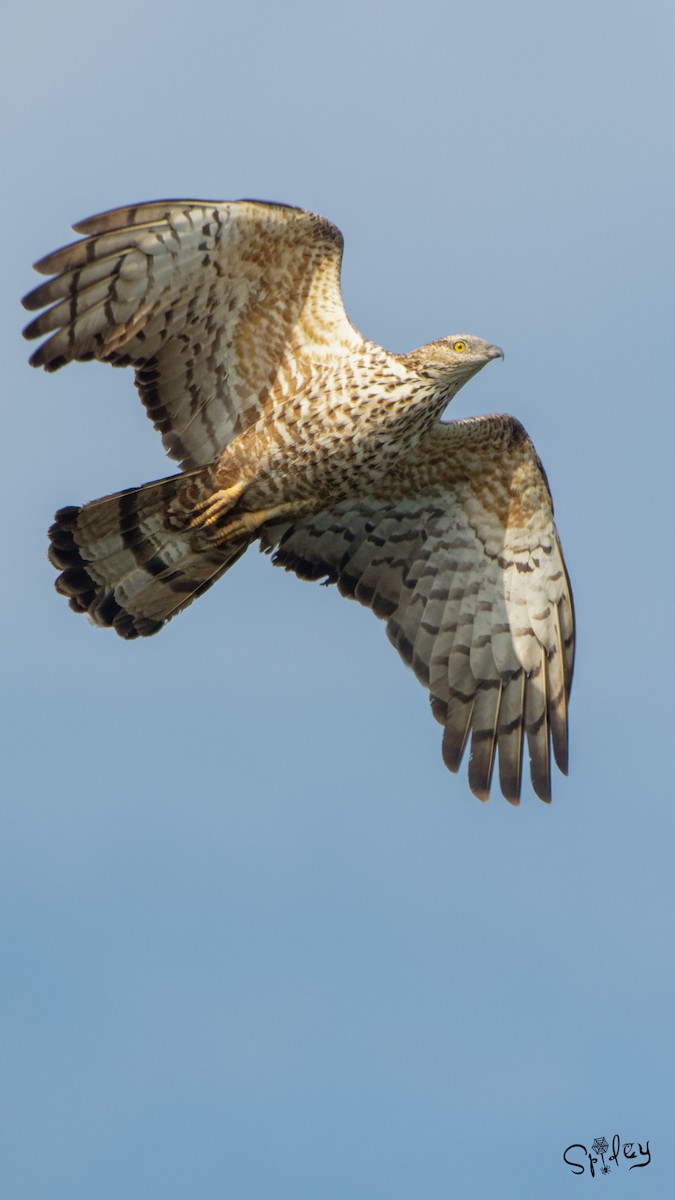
48,472,251,638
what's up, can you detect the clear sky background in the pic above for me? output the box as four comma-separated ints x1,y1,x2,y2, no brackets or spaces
2,2,673,1197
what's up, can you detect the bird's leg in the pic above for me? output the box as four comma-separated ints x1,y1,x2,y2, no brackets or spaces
188,481,249,530
209,499,316,545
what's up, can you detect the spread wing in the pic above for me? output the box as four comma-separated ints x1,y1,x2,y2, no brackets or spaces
264,416,574,805
22,199,362,469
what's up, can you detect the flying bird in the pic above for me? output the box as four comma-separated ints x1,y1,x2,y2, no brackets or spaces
23,199,574,804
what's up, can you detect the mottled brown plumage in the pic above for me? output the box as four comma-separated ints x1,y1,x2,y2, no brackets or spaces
23,199,574,804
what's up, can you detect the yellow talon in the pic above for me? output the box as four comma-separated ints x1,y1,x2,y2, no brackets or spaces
189,482,247,529
210,499,317,546
212,514,262,544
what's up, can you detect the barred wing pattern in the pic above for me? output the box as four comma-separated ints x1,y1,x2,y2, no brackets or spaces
23,200,361,469
266,417,574,804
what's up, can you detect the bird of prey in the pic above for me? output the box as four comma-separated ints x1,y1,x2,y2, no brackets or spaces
23,199,574,805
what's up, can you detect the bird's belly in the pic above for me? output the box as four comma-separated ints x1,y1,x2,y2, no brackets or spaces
240,418,428,509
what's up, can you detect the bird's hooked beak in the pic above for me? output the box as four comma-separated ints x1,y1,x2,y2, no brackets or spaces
487,344,504,361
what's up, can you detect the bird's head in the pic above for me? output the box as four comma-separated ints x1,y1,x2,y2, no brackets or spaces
402,335,503,386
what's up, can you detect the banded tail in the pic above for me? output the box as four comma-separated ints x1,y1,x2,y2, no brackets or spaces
48,473,251,639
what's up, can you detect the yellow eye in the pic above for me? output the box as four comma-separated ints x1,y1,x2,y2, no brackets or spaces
453,340,466,352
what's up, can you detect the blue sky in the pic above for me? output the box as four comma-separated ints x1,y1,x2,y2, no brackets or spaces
2,1,673,1196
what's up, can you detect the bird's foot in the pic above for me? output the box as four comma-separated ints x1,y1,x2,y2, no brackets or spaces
189,482,248,530
210,499,315,546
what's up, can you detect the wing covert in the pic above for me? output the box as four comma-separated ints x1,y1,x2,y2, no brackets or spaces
22,199,361,469
264,415,574,805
